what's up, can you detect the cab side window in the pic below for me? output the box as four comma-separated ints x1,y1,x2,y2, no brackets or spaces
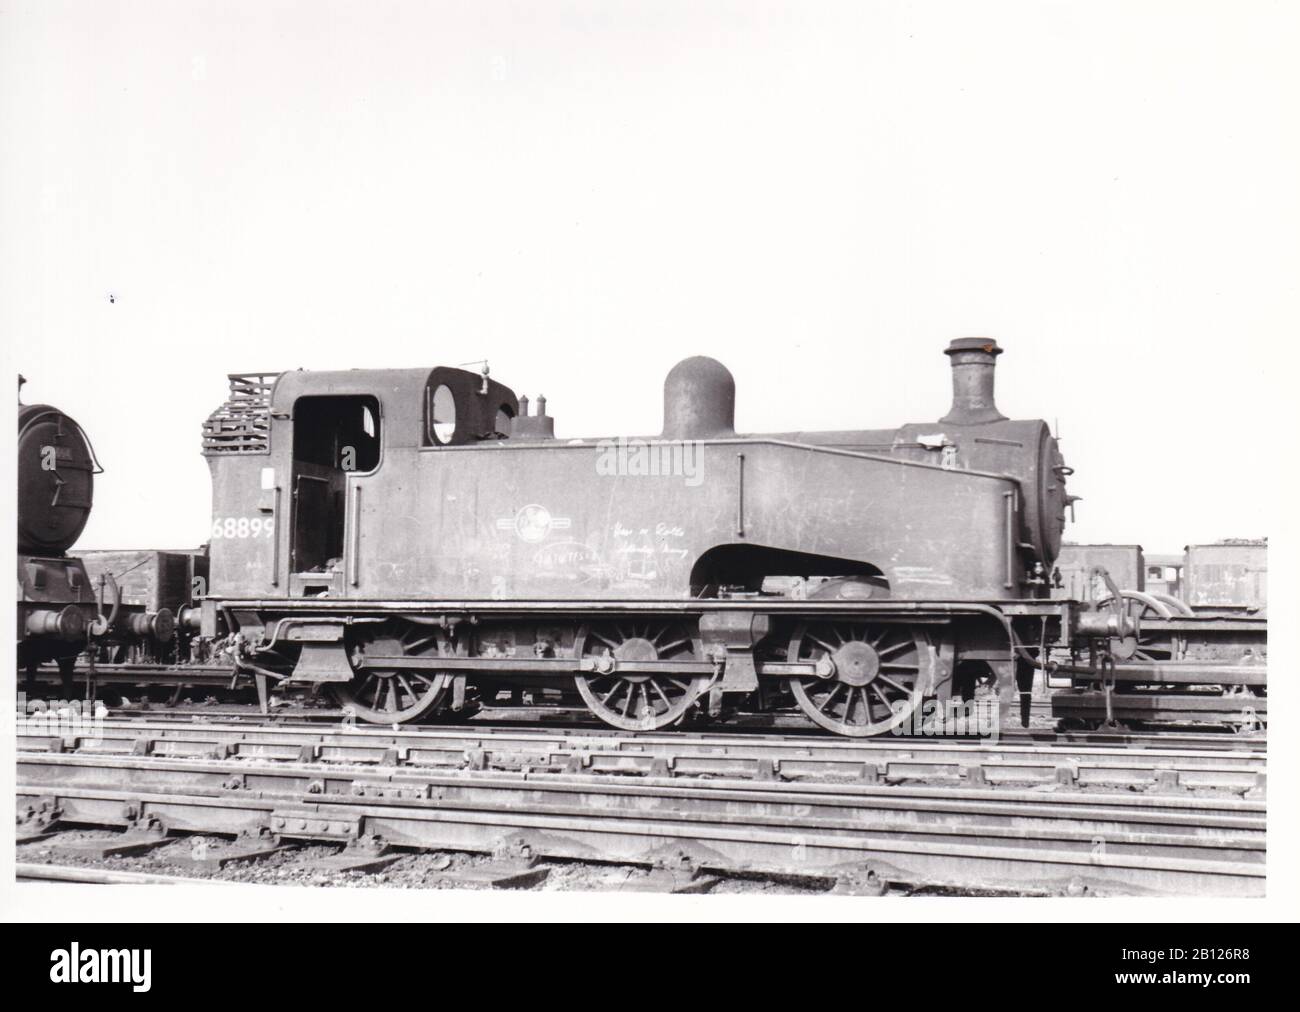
429,384,457,444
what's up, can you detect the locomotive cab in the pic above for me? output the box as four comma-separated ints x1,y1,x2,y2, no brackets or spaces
203,365,519,601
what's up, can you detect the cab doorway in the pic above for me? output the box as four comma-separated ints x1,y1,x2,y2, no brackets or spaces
289,395,380,591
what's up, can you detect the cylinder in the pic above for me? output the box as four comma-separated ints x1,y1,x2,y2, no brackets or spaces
941,338,1007,425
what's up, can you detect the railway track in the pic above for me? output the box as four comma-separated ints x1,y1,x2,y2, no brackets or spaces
16,719,1266,896
19,684,1267,755
109,715,1271,756
18,717,1267,788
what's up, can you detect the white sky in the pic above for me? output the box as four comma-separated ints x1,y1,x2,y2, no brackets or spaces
3,1,1297,554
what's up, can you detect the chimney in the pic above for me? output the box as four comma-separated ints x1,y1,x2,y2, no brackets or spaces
941,338,1006,425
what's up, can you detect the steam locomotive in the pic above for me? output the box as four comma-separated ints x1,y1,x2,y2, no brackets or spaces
193,339,1143,734
17,393,177,693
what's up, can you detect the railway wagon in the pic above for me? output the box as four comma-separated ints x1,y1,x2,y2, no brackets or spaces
1048,539,1266,729
1054,542,1266,614
75,548,207,662
197,339,1098,735
1053,544,1144,603
1183,540,1267,612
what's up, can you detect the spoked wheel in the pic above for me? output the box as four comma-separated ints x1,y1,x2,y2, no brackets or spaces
330,624,453,724
574,621,710,731
1098,591,1177,664
787,621,930,737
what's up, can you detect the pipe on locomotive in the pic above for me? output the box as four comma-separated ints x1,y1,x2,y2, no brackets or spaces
88,572,121,637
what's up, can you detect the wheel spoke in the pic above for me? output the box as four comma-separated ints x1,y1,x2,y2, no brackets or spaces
817,682,845,713
600,680,625,706
405,634,439,655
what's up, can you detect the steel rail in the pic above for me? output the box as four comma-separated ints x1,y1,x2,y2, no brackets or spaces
16,751,1264,896
16,718,1268,791
15,863,228,886
20,713,1265,760
22,751,1266,824
34,701,1267,754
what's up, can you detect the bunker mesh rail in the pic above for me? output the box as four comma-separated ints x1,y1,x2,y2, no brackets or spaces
202,373,278,455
